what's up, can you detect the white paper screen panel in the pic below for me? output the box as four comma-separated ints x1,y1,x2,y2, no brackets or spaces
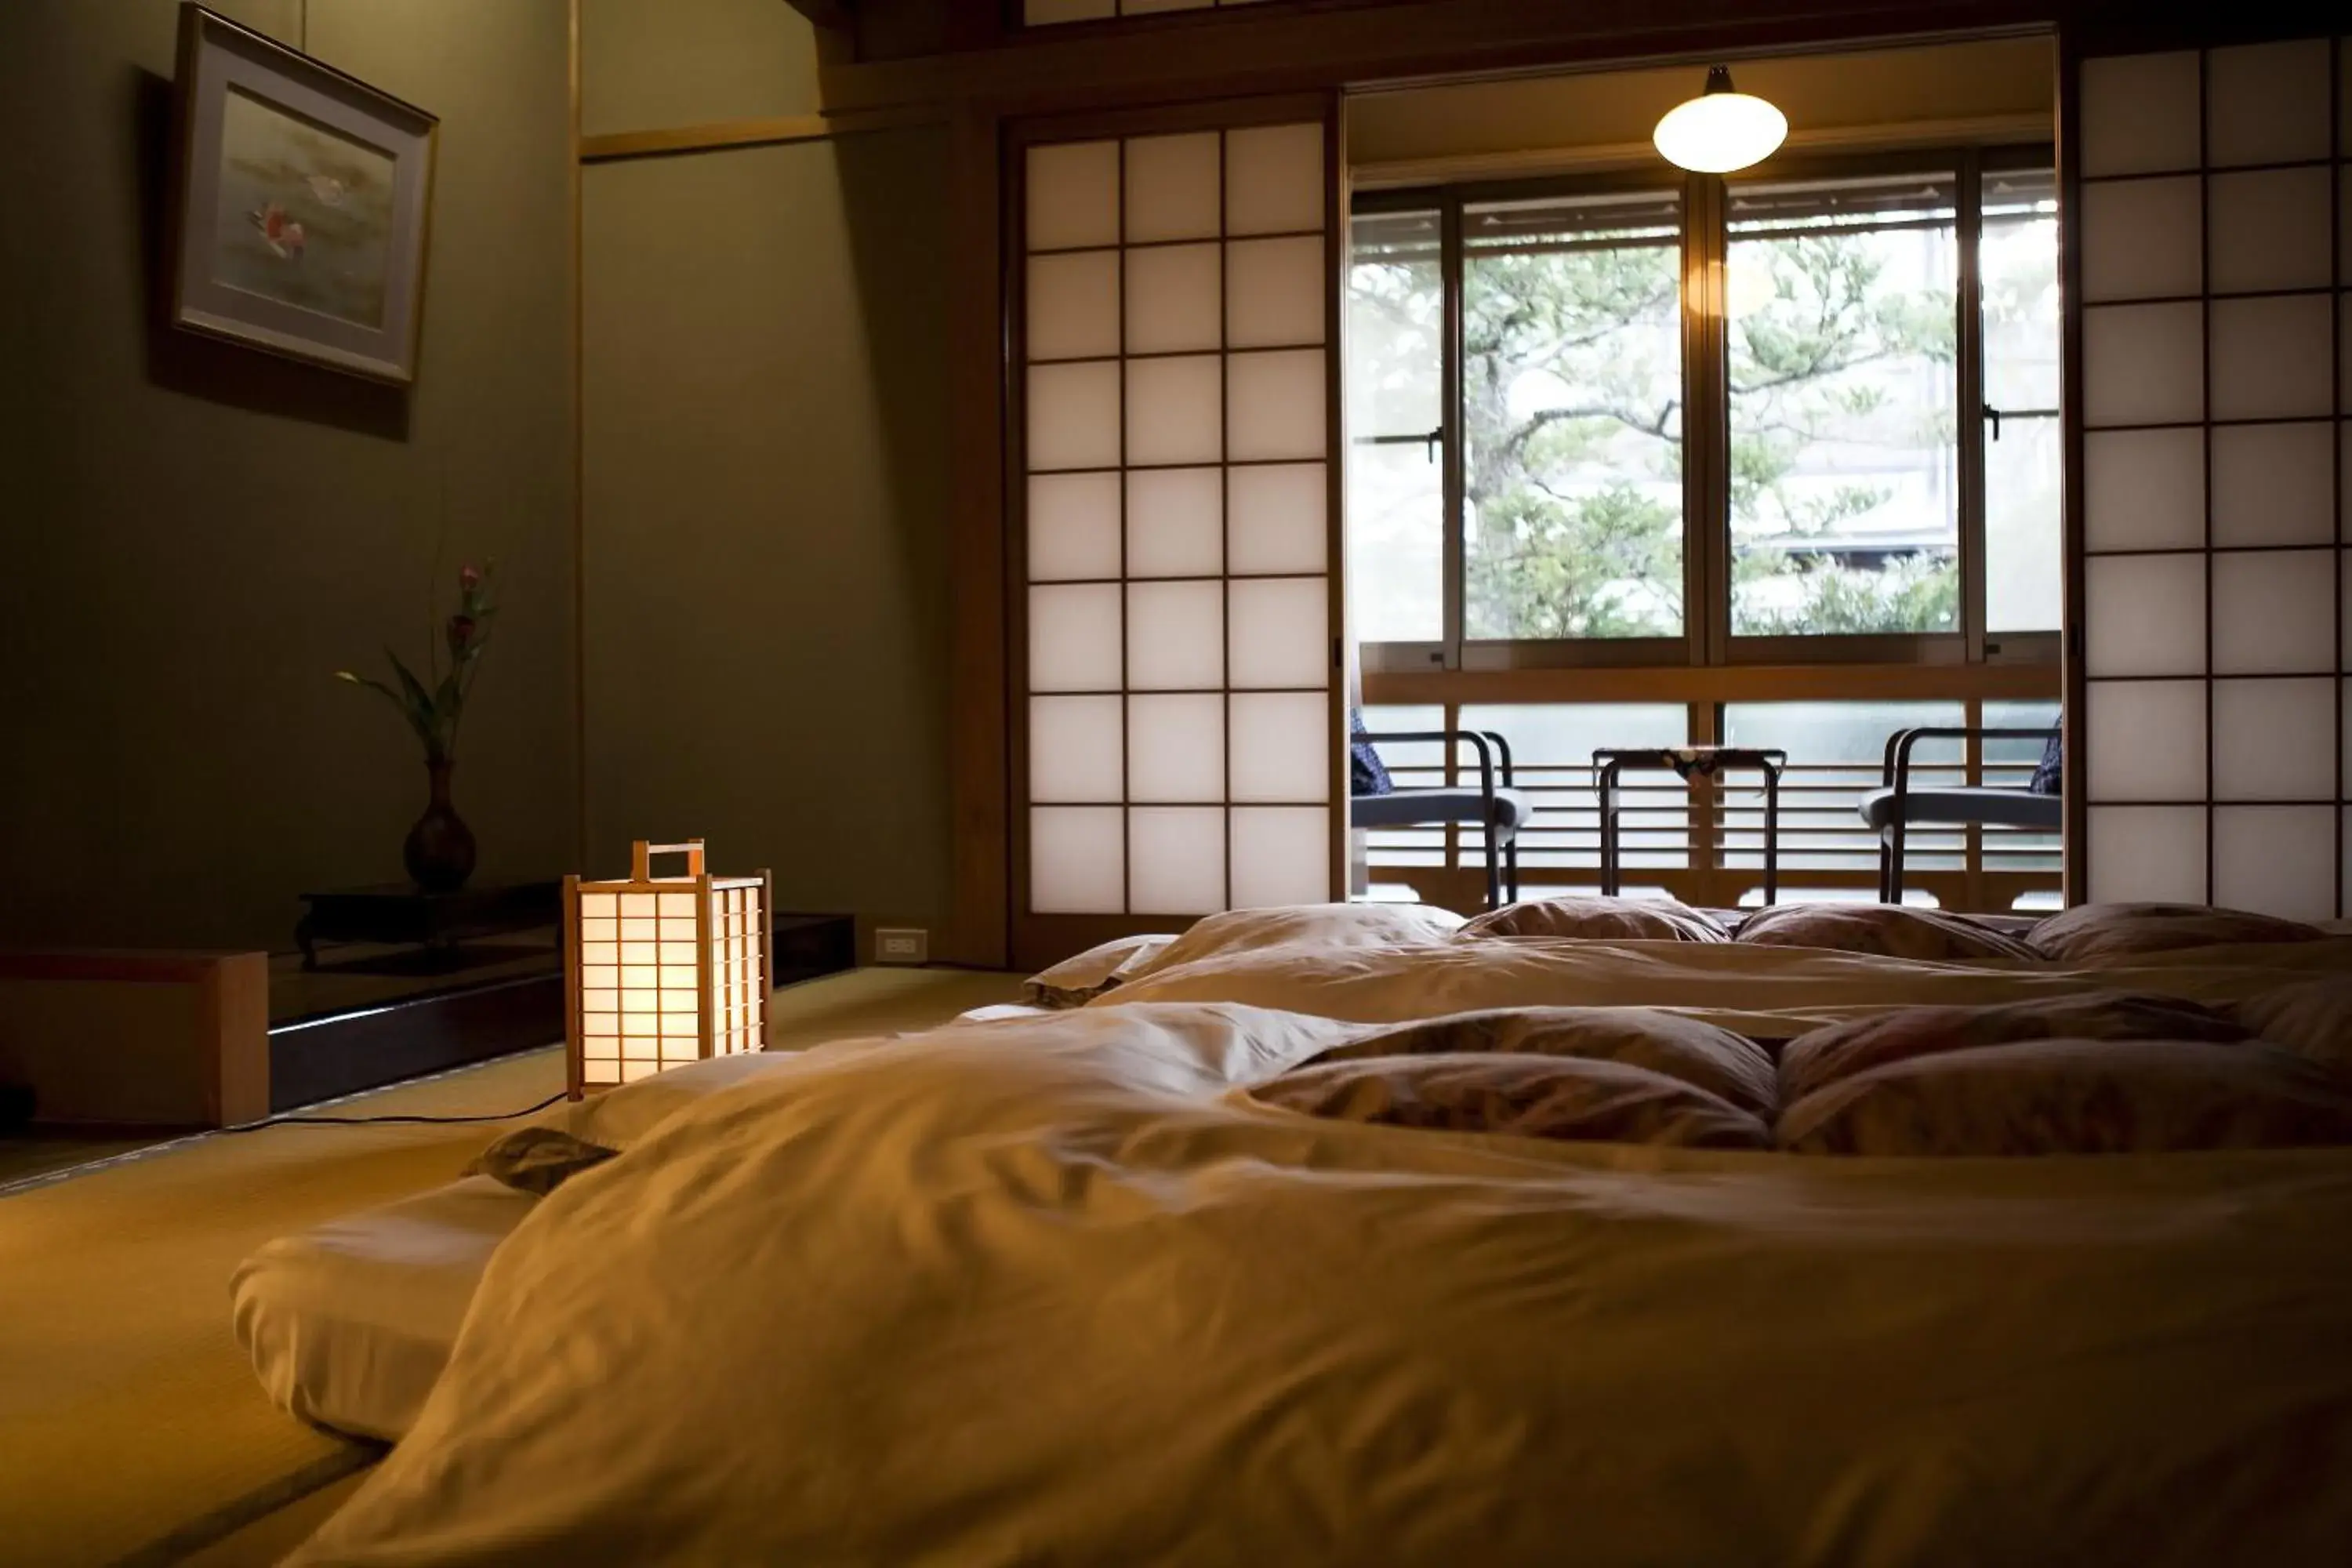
2071,35,2349,919
1021,120,1334,919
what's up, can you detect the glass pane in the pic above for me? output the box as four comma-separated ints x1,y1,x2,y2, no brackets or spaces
1721,702,1965,873
1345,208,1443,642
1983,699,2063,879
1457,704,1689,873
1355,704,1446,877
1727,173,1959,637
1981,169,2061,633
1462,190,1684,641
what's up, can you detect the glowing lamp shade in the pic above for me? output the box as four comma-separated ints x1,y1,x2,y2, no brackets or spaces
1653,67,1788,174
566,840,773,1098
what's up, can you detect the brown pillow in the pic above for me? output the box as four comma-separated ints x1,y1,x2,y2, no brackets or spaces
1023,934,1176,1007
1458,896,1728,944
1779,993,2252,1105
2235,976,2352,1078
1734,903,2040,963
467,1127,617,1196
1777,1038,2352,1156
2032,902,2326,964
1253,1054,1769,1149
1315,1007,1774,1117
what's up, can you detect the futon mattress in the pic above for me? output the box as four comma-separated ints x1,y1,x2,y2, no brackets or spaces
232,1174,538,1442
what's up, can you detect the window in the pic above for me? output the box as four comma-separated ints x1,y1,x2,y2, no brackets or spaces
1979,169,2061,635
1357,697,2058,909
1463,191,1685,643
1345,209,1444,644
1347,148,2060,670
1726,174,1959,637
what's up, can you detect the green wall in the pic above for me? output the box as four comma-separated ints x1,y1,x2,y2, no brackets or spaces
0,0,950,953
579,0,954,931
0,0,579,951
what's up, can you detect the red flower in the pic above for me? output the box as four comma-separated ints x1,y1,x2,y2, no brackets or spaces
446,615,477,656
459,564,482,593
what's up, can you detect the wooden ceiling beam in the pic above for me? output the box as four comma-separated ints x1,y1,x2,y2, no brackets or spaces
782,0,854,33
814,0,2059,115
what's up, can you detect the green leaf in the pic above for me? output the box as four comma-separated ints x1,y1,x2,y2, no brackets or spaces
337,670,407,708
385,649,448,757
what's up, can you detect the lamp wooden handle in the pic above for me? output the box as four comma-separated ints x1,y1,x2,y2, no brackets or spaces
630,840,707,879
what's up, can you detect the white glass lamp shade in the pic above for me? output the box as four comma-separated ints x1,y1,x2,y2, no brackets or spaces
1653,67,1788,174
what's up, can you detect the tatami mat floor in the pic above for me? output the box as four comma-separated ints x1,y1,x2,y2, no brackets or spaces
0,967,1023,1567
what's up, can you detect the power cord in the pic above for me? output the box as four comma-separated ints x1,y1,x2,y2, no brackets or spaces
216,1091,568,1134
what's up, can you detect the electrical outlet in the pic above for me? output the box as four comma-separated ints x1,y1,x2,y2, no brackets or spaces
874,927,928,966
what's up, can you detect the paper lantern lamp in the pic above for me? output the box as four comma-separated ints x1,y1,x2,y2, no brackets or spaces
565,840,773,1098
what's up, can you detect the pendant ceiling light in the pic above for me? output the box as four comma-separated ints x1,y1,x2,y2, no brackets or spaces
1653,65,1788,173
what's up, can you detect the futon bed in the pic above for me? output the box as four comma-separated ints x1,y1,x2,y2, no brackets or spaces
241,899,2352,1566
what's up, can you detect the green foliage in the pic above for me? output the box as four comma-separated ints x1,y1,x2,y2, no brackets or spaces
336,564,499,762
1467,481,1683,640
1733,554,1961,637
1450,213,1958,641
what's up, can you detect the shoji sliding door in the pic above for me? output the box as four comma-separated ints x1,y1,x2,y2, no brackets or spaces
1014,103,1344,957
2067,33,2349,919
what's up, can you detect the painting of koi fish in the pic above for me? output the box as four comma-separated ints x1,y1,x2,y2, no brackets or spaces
209,85,394,328
169,4,437,383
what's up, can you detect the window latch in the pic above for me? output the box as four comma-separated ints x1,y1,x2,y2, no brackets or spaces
1425,426,1443,464
1985,405,2003,442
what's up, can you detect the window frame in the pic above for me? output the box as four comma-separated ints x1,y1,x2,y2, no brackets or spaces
1349,141,2062,678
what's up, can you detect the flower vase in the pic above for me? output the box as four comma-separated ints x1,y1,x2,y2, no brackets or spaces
404,758,477,894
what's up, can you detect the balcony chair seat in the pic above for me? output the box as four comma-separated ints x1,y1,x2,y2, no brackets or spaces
1857,786,2063,833
1352,786,1539,834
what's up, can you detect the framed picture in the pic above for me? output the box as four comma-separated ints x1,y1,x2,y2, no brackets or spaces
167,4,437,384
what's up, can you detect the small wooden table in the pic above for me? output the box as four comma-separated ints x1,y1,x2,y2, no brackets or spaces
295,880,561,971
1593,746,1788,906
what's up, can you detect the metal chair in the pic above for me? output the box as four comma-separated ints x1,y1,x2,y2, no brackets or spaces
1860,727,2063,902
1351,729,1534,910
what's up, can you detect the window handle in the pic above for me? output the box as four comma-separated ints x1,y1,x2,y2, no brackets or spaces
1352,426,1447,464
1982,405,2056,443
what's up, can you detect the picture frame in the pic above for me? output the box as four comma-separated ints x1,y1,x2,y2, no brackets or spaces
167,3,438,385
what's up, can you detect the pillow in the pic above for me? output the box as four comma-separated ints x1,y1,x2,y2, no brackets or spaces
1734,903,2041,963
1252,1053,1769,1149
467,1127,617,1196
2031,902,2327,964
1779,1038,2352,1156
1779,993,2252,1105
1118,902,1464,985
1348,707,1394,797
2235,976,2352,1078
1316,1006,1774,1116
1457,896,1728,945
1023,934,1178,1008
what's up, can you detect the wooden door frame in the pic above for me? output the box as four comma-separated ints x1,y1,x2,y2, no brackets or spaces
940,2,2103,967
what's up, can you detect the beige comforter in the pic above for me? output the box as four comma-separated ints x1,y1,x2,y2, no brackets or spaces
291,953,2352,1566
1103,927,2352,1034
